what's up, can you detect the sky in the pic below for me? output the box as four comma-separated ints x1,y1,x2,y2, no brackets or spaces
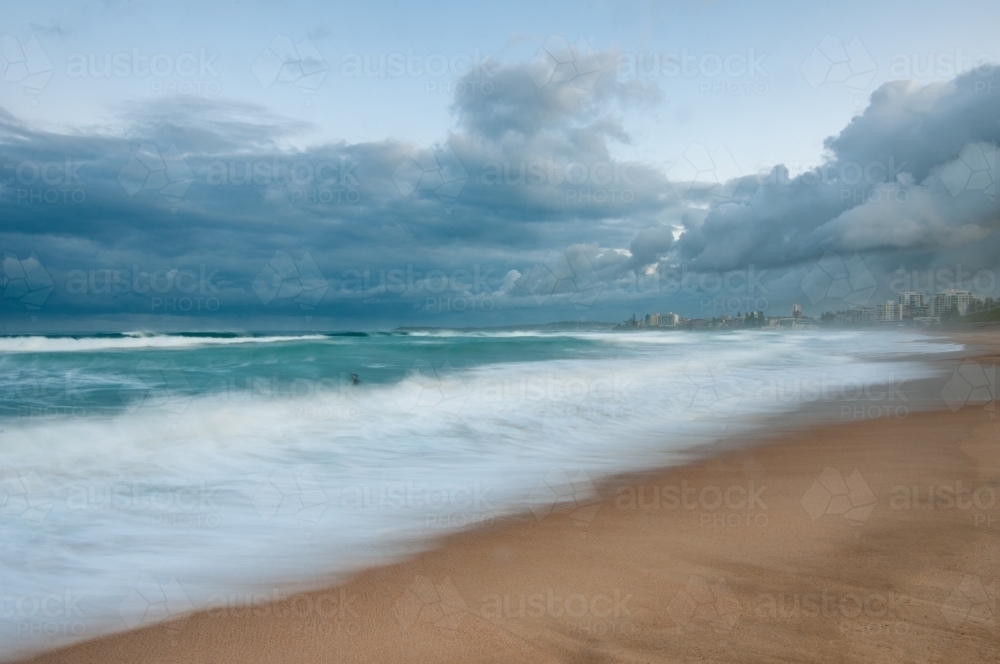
1,0,999,331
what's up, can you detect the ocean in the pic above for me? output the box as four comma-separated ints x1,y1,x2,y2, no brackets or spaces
0,329,962,655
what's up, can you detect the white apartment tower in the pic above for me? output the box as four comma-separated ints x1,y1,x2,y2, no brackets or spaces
929,290,974,316
875,300,903,322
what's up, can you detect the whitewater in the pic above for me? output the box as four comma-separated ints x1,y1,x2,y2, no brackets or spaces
0,329,961,656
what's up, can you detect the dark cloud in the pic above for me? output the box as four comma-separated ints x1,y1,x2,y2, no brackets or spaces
453,55,655,141
628,225,674,269
672,70,1000,275
2,62,1000,330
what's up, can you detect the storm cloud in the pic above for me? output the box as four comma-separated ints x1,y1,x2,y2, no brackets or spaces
2,58,999,330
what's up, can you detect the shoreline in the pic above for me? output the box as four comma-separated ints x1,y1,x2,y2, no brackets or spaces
13,332,999,663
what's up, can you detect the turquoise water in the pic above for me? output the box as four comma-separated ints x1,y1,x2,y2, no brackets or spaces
0,332,610,420
0,329,961,656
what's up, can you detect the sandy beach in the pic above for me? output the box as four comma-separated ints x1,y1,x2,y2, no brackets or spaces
15,333,996,664
6,0,1000,659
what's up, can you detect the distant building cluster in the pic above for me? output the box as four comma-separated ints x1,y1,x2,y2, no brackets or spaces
617,289,999,332
619,312,680,328
618,310,772,330
827,290,997,325
643,312,680,327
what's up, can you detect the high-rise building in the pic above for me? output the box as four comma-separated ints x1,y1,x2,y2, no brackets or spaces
658,312,679,327
875,300,902,322
848,307,877,323
897,292,927,318
950,290,974,316
928,290,974,317
791,304,802,319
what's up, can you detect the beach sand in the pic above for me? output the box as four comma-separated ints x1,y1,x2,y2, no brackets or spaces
19,335,999,663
